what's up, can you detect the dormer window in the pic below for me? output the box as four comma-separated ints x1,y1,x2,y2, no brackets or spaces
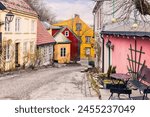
76,23,82,31
65,31,69,37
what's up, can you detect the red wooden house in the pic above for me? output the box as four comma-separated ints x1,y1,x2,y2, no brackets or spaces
52,26,80,61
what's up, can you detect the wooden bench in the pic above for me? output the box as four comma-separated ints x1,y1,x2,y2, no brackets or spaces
130,66,150,100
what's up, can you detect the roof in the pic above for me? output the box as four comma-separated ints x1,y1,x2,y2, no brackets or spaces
51,25,62,30
54,33,71,44
53,28,71,44
53,26,81,42
0,0,37,16
61,26,81,41
42,21,51,30
0,1,6,10
93,0,111,13
93,1,101,13
101,31,150,37
37,20,55,45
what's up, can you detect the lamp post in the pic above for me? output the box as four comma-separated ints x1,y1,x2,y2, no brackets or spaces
0,10,14,26
5,11,14,24
106,40,112,67
0,11,14,55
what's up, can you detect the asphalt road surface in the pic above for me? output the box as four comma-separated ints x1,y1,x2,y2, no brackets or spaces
0,66,98,100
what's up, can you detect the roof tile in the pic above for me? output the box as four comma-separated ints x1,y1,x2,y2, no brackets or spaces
37,20,55,45
0,0,37,15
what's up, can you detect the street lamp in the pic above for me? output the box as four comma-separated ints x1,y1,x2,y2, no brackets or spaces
106,39,112,48
5,11,14,24
106,40,112,67
0,11,14,25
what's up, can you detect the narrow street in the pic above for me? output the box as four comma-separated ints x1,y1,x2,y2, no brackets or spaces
0,66,98,100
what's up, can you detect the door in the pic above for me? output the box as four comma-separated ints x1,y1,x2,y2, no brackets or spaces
15,43,20,67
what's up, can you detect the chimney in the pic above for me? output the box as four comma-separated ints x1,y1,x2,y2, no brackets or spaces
74,14,80,18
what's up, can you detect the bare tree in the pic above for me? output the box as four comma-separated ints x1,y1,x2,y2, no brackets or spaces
93,0,150,21
25,0,56,24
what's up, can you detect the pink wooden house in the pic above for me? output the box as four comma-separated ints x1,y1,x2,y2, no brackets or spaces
101,31,150,74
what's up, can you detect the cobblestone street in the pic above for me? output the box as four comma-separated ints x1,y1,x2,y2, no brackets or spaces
0,66,98,100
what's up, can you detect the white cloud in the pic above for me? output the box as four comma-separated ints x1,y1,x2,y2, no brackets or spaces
46,0,95,25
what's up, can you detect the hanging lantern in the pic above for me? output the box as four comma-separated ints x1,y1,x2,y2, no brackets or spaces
132,23,138,28
5,11,14,23
132,9,138,28
112,18,117,23
111,0,117,23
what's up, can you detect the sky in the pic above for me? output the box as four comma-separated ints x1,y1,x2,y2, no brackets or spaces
46,0,95,25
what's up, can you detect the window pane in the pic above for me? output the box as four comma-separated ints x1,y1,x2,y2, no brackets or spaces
61,48,63,57
86,36,91,43
64,48,66,56
76,23,82,31
6,44,10,60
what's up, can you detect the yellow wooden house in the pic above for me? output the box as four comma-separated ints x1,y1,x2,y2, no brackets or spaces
53,30,71,64
53,14,95,60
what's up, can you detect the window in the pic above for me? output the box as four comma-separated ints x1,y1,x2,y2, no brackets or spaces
49,45,53,54
43,46,47,62
85,48,91,56
30,42,34,53
5,22,11,32
23,42,27,54
65,31,69,37
6,44,10,61
76,23,82,31
61,48,66,57
85,36,91,43
15,18,21,32
25,19,29,33
31,20,35,33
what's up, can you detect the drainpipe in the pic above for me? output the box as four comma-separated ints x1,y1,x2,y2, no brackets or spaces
93,12,96,38
101,33,105,72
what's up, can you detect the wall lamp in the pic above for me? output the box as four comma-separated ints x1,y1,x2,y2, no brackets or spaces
0,11,14,26
106,40,112,48
106,40,114,50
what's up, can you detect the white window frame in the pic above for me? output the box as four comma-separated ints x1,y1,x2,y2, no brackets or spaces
31,20,35,33
15,18,21,32
25,19,29,33
65,31,69,37
5,22,11,32
6,44,10,61
30,42,34,53
85,36,91,43
23,42,28,54
60,48,66,57
85,48,91,56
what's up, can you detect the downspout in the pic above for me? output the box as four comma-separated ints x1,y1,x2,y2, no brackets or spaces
101,33,105,72
93,12,96,38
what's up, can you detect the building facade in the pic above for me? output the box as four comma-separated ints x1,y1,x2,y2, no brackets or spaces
101,31,150,74
53,14,95,60
37,20,55,66
53,30,71,64
52,26,80,62
0,0,38,71
93,0,150,73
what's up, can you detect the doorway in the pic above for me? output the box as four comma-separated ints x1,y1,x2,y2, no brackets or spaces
15,43,20,67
